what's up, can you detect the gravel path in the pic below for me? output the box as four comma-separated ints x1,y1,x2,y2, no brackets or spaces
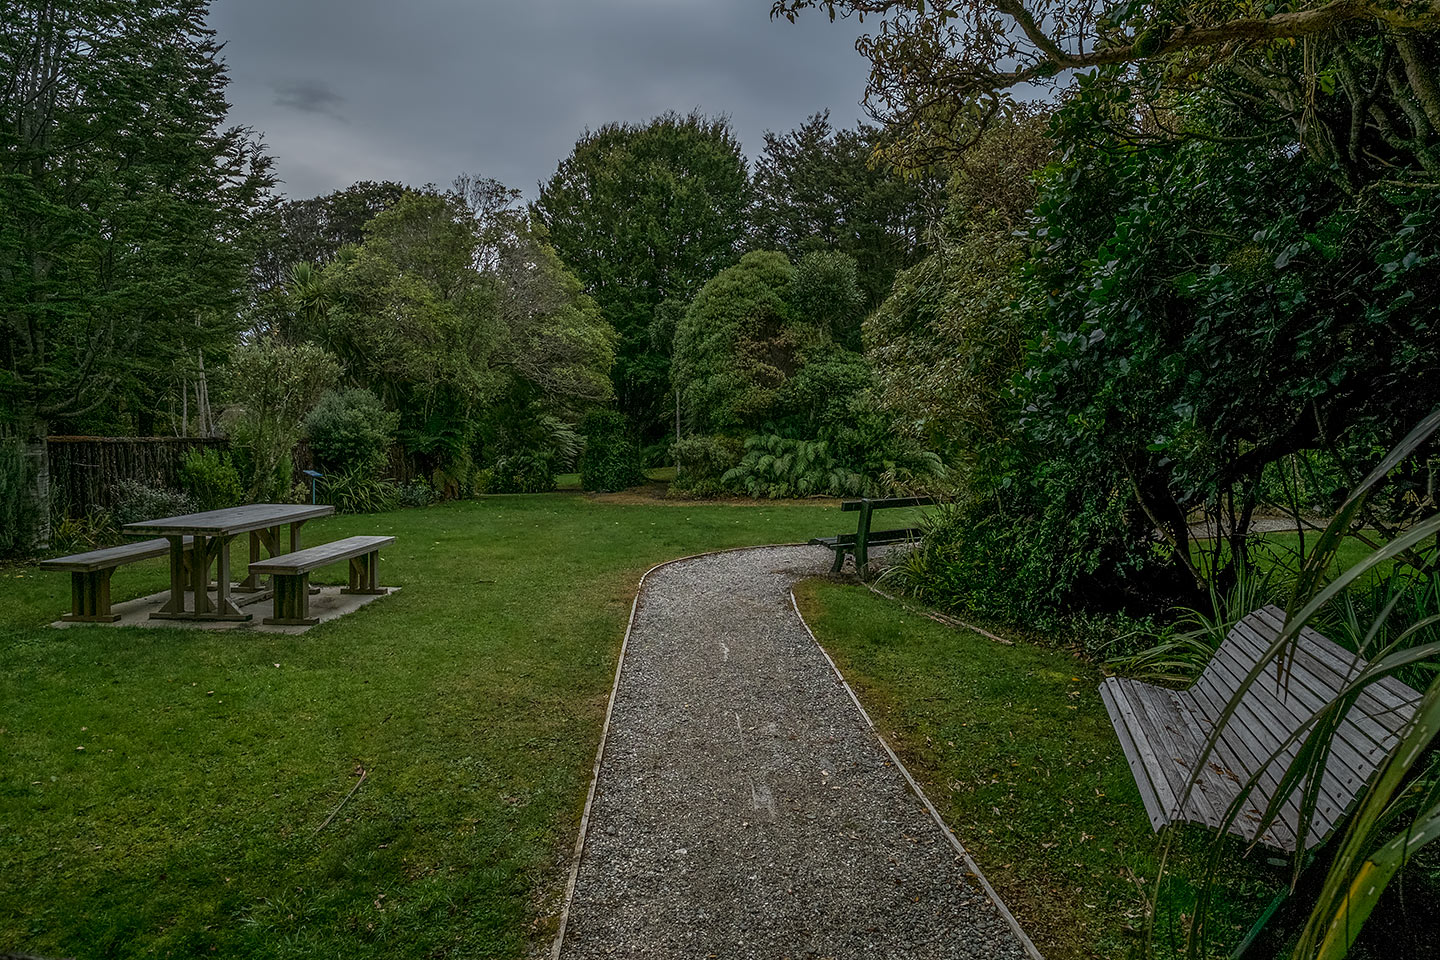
555,545,1035,960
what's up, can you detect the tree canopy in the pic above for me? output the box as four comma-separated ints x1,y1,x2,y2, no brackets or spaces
535,111,751,437
0,0,273,437
751,112,942,306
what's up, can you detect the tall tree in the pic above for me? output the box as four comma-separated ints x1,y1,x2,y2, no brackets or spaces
0,0,273,541
751,112,943,306
535,112,750,438
251,180,407,291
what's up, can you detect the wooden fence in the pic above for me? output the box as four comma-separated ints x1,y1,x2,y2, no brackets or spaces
47,436,227,519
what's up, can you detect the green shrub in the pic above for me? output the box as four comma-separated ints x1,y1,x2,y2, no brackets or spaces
878,471,1172,628
720,412,944,500
112,480,198,526
0,440,38,557
482,454,558,494
322,467,399,514
51,511,116,552
396,481,438,509
475,410,578,494
578,411,646,492
178,448,244,510
304,388,399,473
671,435,743,490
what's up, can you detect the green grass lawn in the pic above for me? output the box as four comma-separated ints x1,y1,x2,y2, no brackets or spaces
0,495,839,959
792,579,1284,960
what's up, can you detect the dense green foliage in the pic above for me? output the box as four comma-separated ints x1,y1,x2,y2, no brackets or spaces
225,339,340,500
578,410,647,493
304,388,400,475
177,448,244,511
0,0,273,439
278,188,615,500
751,113,942,308
536,113,751,437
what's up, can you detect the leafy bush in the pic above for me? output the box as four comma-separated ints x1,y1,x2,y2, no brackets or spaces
482,455,558,494
0,440,38,557
475,409,579,494
671,434,743,491
396,481,438,509
322,467,399,514
225,339,339,500
304,388,399,473
720,408,944,500
578,411,646,492
178,448,244,511
112,480,198,526
51,511,116,552
878,473,1174,628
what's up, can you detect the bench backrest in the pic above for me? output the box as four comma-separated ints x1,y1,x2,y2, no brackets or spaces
1181,604,1421,843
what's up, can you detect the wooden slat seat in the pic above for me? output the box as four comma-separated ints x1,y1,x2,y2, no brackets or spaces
246,535,394,626
1101,605,1422,852
41,537,196,623
816,496,935,573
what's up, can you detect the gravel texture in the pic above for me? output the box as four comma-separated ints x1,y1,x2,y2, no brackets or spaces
557,545,1032,960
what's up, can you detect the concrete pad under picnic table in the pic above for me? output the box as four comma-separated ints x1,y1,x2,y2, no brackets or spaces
50,585,398,634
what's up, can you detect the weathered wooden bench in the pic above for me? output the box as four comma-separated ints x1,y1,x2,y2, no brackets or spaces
246,535,394,626
1100,604,1422,853
40,538,196,623
811,496,934,573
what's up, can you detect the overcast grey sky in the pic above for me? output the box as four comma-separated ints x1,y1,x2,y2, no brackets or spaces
208,2,874,202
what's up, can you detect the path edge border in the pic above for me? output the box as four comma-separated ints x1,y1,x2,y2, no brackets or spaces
788,587,1046,960
547,541,810,960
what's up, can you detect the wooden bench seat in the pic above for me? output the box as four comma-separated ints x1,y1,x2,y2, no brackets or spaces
810,528,923,572
246,535,394,626
1100,605,1422,852
814,496,934,573
41,537,196,623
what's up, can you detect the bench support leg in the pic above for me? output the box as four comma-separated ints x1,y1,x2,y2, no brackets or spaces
855,500,873,575
62,570,121,623
342,551,386,595
831,548,846,573
264,573,319,626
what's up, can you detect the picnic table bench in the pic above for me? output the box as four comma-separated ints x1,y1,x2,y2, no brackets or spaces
811,496,934,573
40,537,197,623
1100,604,1421,853
247,535,394,626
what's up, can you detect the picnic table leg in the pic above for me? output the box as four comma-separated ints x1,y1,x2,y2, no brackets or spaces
237,526,284,592
157,535,189,615
191,535,213,615
855,500,873,575
211,535,248,620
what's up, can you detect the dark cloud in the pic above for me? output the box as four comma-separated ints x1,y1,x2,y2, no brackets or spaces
208,2,874,200
272,79,347,120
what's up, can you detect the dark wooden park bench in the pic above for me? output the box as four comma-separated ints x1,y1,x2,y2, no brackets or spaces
246,535,394,626
40,538,196,623
1100,605,1421,854
811,496,934,573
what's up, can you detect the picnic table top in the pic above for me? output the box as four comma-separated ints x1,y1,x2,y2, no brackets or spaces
122,503,334,537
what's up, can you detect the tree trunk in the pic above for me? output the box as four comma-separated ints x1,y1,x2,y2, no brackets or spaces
24,429,51,550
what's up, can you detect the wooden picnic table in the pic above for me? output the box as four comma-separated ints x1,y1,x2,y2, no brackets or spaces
123,503,334,621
